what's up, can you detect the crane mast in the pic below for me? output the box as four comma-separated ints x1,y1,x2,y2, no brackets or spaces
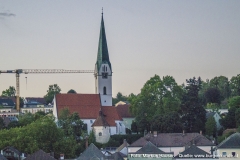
0,69,94,111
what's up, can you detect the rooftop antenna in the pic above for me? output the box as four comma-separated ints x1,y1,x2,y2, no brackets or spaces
102,7,103,15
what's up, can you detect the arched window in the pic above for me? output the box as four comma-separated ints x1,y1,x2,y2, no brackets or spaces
103,87,106,95
99,132,102,136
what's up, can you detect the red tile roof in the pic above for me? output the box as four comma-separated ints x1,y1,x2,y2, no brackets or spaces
92,111,110,127
116,104,134,118
55,94,101,119
102,106,122,126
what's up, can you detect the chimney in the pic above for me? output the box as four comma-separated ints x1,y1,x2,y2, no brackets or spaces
182,130,185,136
153,131,157,137
200,130,202,135
21,153,25,158
60,154,64,160
1,150,3,155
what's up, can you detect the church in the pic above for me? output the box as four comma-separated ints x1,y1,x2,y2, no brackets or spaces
53,13,127,143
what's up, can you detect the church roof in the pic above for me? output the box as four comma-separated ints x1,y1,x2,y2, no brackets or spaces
55,94,101,119
95,13,112,73
102,106,122,126
116,104,134,118
92,111,110,127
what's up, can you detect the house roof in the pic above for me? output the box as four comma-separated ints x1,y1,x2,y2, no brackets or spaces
116,139,129,152
0,98,15,106
25,97,47,105
77,143,105,160
112,152,124,160
92,111,110,127
206,112,216,119
0,153,7,160
175,145,213,158
102,106,122,126
218,132,240,148
25,150,56,160
135,141,168,154
3,116,18,127
129,133,215,147
3,146,21,155
55,94,101,119
222,128,237,135
116,104,134,118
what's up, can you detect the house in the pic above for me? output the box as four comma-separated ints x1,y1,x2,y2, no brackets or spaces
206,112,222,130
215,132,240,159
1,146,24,160
0,97,15,108
116,104,135,130
128,141,174,160
116,139,129,158
128,132,215,156
175,145,215,160
0,108,19,118
21,97,53,114
3,116,18,127
0,153,7,160
77,143,105,160
24,150,56,160
24,97,47,105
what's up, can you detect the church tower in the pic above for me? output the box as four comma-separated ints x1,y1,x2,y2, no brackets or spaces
94,12,112,106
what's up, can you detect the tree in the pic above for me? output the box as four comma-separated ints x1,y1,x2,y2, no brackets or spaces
230,74,240,97
180,77,206,132
112,92,128,105
151,112,182,133
129,75,183,133
0,117,5,129
205,117,217,137
67,89,77,94
210,76,231,100
58,108,85,140
1,86,16,97
220,96,240,129
44,84,61,104
204,88,221,105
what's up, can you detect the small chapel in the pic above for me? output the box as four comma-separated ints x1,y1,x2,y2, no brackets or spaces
53,13,128,144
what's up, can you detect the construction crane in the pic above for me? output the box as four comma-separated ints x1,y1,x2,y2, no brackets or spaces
0,69,94,111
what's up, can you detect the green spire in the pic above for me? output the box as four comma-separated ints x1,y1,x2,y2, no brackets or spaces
96,12,112,72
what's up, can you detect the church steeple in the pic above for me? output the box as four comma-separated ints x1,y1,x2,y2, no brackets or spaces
94,11,113,106
95,12,112,73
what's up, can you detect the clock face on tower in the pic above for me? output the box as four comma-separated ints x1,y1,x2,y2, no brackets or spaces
102,72,108,79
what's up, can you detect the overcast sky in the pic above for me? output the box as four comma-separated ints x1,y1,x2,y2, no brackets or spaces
0,0,240,97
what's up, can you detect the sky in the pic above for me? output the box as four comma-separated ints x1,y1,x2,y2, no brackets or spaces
0,0,240,98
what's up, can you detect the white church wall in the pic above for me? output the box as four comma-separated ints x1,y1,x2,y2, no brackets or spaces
94,126,110,144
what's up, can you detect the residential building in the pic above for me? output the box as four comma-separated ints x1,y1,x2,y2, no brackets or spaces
77,143,105,160
1,146,24,160
215,132,240,159
128,132,215,156
116,104,134,130
0,108,19,118
24,150,56,160
175,145,215,160
0,97,15,108
206,112,222,130
128,141,174,160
